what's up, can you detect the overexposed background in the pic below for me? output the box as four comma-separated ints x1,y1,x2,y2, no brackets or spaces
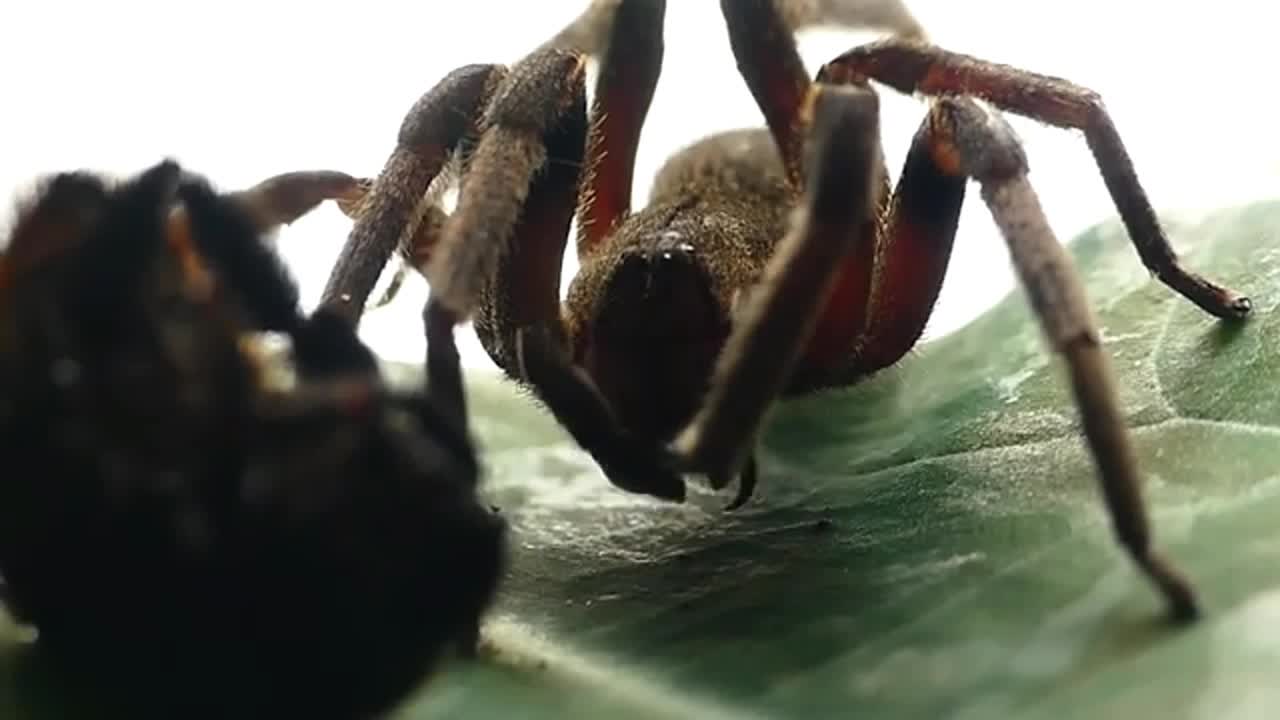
1,1,1275,370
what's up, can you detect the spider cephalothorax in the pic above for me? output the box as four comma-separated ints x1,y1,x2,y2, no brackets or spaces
318,0,1253,622
0,161,505,718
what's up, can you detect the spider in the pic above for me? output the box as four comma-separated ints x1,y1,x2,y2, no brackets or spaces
0,160,505,718
316,0,1252,622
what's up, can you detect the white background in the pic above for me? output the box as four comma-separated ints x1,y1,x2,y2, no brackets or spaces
1,1,1275,369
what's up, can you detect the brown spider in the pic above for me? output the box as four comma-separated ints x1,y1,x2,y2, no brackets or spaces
317,0,1252,622
0,161,505,717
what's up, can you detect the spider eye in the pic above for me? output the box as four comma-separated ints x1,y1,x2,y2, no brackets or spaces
657,239,696,262
608,242,703,304
591,237,724,345
651,244,700,291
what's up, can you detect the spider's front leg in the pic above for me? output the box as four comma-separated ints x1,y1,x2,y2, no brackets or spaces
436,30,685,500
546,0,666,259
319,63,506,322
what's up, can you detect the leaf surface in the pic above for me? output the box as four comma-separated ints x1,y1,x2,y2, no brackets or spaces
4,201,1279,718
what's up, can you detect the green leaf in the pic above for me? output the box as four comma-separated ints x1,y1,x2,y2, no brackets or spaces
4,199,1279,718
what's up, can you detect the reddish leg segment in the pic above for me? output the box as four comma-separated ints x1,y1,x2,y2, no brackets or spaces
546,0,667,258
722,0,813,190
721,0,924,190
796,105,969,380
839,105,967,376
723,0,920,382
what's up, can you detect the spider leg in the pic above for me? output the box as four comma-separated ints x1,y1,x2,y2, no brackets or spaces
430,47,587,324
720,0,916,190
427,45,684,500
758,3,967,379
723,455,758,512
671,85,883,485
819,39,1252,321
319,63,505,323
721,0,814,190
677,0,892,501
543,0,666,257
942,97,1199,621
515,323,685,500
802,101,968,379
369,264,409,310
535,0,699,500
332,178,449,311
373,205,449,310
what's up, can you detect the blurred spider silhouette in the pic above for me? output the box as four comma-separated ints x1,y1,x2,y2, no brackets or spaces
0,160,505,718
318,0,1252,621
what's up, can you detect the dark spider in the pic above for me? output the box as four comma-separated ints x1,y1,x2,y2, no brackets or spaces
317,0,1253,622
0,161,505,718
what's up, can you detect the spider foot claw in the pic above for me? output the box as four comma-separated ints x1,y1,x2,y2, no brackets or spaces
722,455,759,511
669,444,759,511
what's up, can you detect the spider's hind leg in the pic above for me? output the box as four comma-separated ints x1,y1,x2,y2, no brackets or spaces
820,39,1252,321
